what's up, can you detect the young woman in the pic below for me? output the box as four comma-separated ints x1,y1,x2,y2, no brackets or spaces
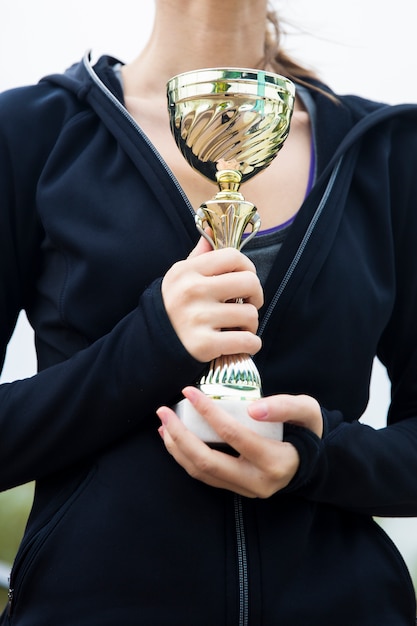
0,0,416,623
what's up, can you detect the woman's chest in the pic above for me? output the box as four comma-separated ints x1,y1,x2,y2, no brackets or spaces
125,95,313,231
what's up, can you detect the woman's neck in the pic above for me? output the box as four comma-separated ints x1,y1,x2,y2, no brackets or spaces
123,0,269,99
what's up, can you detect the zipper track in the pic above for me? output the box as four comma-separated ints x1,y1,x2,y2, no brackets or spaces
82,51,195,219
234,494,249,626
7,467,97,617
257,154,344,337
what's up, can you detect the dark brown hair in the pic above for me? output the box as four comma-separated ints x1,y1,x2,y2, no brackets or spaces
264,9,319,82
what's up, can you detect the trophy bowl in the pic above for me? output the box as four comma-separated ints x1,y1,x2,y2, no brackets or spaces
167,68,295,443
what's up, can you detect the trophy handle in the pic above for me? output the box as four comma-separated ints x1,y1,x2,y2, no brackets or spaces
239,211,261,250
195,215,216,249
195,207,261,251
194,169,261,251
195,211,261,250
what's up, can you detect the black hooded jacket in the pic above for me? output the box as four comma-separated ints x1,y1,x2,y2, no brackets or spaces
0,54,417,625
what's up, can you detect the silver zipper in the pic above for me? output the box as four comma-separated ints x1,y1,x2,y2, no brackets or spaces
231,162,343,625
258,154,344,338
7,587,13,616
234,494,249,626
82,51,195,218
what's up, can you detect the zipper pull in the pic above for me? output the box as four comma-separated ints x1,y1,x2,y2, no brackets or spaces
7,587,14,616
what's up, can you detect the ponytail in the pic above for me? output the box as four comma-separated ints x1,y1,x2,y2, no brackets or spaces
263,7,338,100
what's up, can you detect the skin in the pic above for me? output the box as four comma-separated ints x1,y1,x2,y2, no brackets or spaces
122,0,312,229
157,387,322,498
123,0,323,496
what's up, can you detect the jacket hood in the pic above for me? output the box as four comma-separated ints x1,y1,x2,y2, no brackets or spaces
41,52,125,106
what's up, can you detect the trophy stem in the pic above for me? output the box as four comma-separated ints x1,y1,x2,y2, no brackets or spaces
195,169,261,250
167,67,294,441
194,168,262,401
199,354,262,400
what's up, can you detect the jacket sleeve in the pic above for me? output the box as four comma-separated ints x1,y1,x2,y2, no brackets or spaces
0,282,204,492
285,113,417,517
0,87,204,491
285,414,417,517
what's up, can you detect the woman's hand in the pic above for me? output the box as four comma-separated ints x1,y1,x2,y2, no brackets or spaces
157,387,323,498
161,236,263,363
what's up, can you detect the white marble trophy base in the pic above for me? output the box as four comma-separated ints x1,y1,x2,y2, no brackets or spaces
174,397,283,444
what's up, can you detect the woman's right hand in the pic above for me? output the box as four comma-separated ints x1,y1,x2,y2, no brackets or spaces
161,237,263,363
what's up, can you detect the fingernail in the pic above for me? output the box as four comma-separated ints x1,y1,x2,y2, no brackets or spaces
156,407,169,426
249,401,269,420
158,426,165,439
182,386,199,404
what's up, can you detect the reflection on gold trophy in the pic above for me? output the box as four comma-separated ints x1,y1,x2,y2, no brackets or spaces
167,68,295,443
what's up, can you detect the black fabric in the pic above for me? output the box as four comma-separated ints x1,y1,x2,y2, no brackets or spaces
0,54,416,624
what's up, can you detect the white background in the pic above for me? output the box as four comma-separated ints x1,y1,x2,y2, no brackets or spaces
1,0,416,580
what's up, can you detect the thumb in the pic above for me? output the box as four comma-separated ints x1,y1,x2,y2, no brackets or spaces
188,228,215,258
248,395,323,438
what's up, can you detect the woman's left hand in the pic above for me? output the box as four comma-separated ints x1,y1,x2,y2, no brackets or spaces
156,387,322,498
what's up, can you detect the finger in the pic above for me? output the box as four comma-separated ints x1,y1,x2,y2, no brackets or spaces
191,247,258,278
199,329,262,358
208,272,263,309
198,301,260,333
188,232,214,258
157,405,260,497
157,399,301,498
181,387,278,460
248,394,323,438
178,330,261,363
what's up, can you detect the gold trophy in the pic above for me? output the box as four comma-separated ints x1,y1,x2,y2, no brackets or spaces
167,68,295,443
